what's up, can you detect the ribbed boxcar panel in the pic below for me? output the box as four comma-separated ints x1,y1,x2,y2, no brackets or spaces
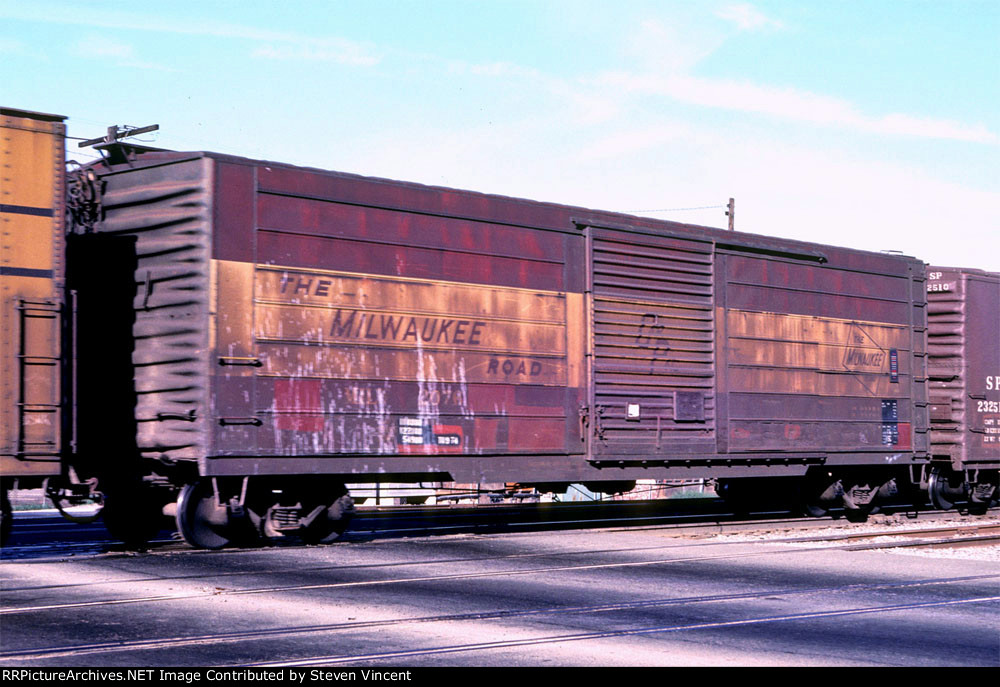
247,379,568,455
726,311,913,397
721,252,927,456
180,163,581,466
256,191,566,291
213,162,254,263
79,157,213,467
258,194,566,262
589,226,716,456
727,254,910,300
242,259,573,458
927,268,1000,469
256,165,572,234
0,109,64,477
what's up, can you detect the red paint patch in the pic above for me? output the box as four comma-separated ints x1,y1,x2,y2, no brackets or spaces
896,422,912,450
274,378,324,431
473,418,500,451
508,418,564,450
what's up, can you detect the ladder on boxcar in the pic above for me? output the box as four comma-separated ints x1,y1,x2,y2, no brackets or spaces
16,299,61,460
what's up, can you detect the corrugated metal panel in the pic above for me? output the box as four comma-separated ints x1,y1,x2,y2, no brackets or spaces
721,251,927,456
248,264,571,457
75,156,213,466
588,226,716,457
201,167,580,464
927,267,1000,469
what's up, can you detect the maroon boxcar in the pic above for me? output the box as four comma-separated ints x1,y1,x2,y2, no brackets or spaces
67,144,931,546
926,267,1000,510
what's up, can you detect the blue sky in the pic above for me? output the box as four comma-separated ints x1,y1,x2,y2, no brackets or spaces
3,0,998,270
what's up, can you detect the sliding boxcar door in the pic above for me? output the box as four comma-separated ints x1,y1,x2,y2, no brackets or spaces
586,225,716,462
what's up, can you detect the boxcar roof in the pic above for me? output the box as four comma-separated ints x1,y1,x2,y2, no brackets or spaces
91,143,923,275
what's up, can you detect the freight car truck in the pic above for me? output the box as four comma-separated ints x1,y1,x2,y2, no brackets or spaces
64,141,933,547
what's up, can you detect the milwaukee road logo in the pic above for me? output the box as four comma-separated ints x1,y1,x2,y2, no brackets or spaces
842,323,887,373
843,348,886,369
330,309,487,346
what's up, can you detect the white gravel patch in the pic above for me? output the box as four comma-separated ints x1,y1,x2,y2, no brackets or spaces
701,514,1000,561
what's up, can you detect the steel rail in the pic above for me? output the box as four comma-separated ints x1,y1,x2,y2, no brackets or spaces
1,504,995,566
6,519,998,595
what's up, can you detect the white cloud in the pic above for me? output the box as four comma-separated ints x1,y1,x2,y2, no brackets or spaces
68,34,178,72
0,37,26,53
715,3,785,32
445,58,623,126
1,3,380,67
875,113,997,144
596,71,999,144
448,61,543,79
574,122,717,161
253,42,379,67
627,18,726,75
713,140,1000,270
72,35,134,59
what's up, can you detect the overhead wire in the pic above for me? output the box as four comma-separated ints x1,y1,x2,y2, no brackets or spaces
628,204,727,214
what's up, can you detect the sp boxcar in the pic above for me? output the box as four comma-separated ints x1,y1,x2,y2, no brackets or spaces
63,142,932,547
926,267,1000,511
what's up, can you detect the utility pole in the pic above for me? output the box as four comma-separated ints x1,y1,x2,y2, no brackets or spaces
78,124,159,148
726,198,735,231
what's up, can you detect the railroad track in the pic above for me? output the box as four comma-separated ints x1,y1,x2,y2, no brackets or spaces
3,497,994,561
2,521,996,617
780,523,1000,552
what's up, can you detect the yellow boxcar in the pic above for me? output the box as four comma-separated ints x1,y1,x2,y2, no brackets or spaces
0,108,65,507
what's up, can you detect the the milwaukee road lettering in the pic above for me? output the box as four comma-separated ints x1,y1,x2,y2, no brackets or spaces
256,305,565,355
252,266,570,385
328,310,487,346
261,344,567,385
255,267,567,355
255,266,566,322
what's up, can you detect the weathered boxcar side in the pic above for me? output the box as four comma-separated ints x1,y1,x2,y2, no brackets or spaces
926,267,999,510
580,219,927,517
0,108,65,542
68,145,930,546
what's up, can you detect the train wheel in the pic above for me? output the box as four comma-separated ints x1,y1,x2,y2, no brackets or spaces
927,468,965,511
1,490,12,546
176,480,233,550
300,488,355,545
